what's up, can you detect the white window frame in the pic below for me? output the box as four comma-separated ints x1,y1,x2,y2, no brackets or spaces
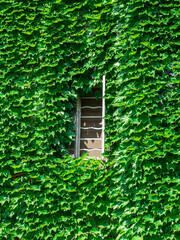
75,75,105,159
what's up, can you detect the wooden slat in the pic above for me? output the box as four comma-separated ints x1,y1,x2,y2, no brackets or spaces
81,106,102,109
80,148,101,151
80,138,102,140
81,116,102,119
81,127,102,130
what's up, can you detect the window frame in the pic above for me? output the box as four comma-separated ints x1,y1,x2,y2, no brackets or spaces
74,75,105,159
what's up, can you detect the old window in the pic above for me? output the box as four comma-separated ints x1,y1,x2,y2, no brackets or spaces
68,76,105,159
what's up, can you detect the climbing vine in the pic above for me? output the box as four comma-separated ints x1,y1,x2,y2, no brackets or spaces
0,0,179,239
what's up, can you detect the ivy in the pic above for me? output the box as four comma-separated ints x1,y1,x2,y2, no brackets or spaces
0,0,179,239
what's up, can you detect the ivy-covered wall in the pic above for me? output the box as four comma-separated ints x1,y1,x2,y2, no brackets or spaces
0,0,179,239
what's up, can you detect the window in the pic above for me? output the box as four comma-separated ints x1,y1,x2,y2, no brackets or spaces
68,76,105,159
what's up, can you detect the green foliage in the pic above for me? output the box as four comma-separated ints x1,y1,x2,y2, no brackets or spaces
0,156,113,239
105,0,180,239
0,0,179,239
